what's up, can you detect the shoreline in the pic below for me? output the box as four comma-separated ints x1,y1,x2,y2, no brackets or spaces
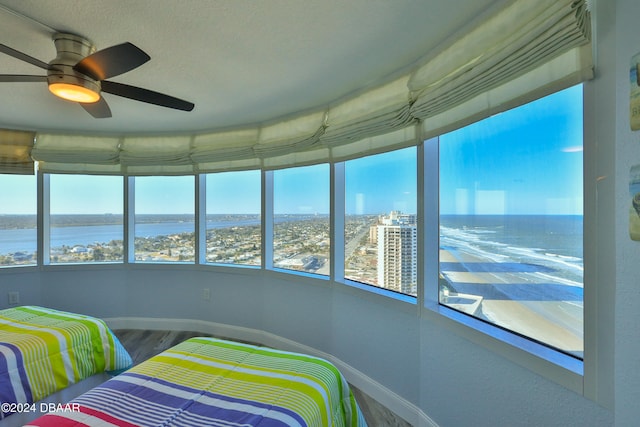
440,248,583,357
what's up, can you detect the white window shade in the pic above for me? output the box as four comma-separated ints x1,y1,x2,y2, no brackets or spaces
191,128,259,170
419,46,592,140
254,111,327,159
409,0,592,135
0,129,35,175
320,76,415,150
29,0,592,175
32,134,121,174
195,157,262,173
120,136,193,175
330,126,418,162
262,146,331,170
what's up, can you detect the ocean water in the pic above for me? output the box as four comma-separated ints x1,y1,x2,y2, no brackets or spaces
440,215,584,286
0,218,262,255
0,215,328,256
1,214,584,287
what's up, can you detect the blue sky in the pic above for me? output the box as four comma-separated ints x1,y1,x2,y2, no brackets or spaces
439,85,583,215
271,148,417,215
345,147,416,215
1,86,582,216
50,174,124,215
274,164,330,214
207,170,261,214
0,174,36,214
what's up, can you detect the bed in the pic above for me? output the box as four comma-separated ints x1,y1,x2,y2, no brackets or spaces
25,336,368,427
0,306,132,421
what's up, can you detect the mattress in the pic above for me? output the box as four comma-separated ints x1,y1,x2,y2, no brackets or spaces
25,336,368,426
0,305,132,420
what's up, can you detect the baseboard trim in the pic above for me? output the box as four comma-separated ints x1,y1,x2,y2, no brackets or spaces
105,316,439,427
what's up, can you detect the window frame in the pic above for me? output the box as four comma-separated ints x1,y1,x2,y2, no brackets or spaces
269,163,331,277
44,173,125,265
202,170,262,267
340,148,419,299
0,173,38,268
420,84,591,395
131,175,196,264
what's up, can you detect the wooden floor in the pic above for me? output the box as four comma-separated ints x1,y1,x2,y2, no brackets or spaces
113,329,412,427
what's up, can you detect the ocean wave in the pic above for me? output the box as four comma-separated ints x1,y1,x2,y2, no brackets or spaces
440,225,583,285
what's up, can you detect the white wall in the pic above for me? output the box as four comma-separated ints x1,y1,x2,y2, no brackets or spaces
614,0,640,425
0,263,611,426
2,1,637,425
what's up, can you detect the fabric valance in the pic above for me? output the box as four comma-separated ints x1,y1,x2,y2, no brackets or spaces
410,0,592,138
0,129,35,174
32,134,122,174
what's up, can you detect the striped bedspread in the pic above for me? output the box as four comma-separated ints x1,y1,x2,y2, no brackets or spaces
0,306,132,419
26,337,368,427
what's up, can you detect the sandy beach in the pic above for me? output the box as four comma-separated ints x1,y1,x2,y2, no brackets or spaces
440,248,583,357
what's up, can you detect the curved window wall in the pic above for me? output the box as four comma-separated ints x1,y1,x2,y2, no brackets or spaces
0,85,584,363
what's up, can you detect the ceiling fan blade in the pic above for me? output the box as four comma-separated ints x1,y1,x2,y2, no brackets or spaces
102,80,194,112
0,74,47,82
80,96,112,118
0,44,50,70
74,42,150,81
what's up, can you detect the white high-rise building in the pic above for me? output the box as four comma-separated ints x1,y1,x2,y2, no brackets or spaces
376,212,417,295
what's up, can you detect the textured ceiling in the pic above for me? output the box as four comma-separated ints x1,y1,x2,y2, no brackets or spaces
0,0,501,136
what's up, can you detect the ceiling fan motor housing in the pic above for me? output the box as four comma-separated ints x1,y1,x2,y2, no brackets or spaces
47,33,101,96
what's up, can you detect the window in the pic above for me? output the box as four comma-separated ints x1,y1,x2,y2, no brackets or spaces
344,148,417,296
205,170,261,266
0,174,37,266
49,174,123,264
134,176,195,263
438,85,584,358
273,164,330,275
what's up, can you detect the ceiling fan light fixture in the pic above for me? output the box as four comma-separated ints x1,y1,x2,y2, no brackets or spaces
46,34,101,104
1,32,193,118
48,82,100,103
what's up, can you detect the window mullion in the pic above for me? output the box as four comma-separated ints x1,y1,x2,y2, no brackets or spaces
196,175,206,264
125,176,135,264
422,138,440,304
332,162,345,282
38,172,50,266
263,170,274,270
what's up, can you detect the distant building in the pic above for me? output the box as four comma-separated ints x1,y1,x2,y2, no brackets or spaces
369,225,378,244
376,211,417,295
12,252,33,262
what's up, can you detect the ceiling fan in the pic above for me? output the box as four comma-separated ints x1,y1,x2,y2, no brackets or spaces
0,32,195,118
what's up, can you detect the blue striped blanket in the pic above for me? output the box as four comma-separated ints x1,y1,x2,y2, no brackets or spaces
26,337,368,426
0,306,132,419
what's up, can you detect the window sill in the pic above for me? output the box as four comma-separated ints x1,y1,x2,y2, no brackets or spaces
204,262,261,270
422,301,584,394
0,264,39,272
41,261,125,272
266,267,331,286
341,278,417,305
